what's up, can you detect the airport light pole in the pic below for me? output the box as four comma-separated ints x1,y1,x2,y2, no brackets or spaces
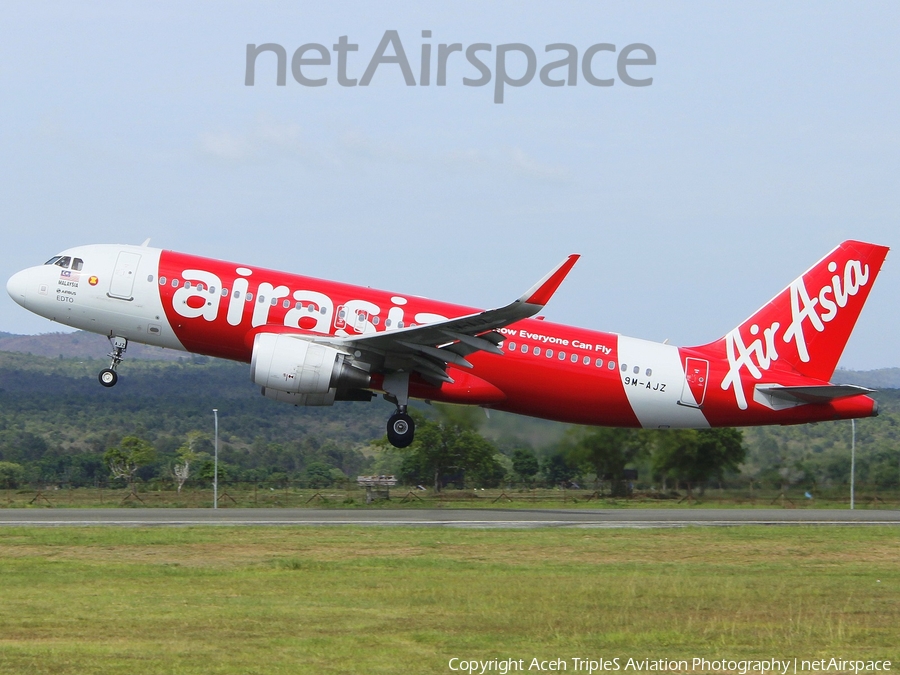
850,419,856,510
213,408,218,510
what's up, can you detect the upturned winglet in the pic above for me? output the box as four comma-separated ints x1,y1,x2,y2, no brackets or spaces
518,254,580,306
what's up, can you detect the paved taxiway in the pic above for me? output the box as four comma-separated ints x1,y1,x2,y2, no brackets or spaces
0,508,897,528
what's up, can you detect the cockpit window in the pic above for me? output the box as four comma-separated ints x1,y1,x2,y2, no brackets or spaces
72,258,84,271
54,257,72,269
44,256,61,266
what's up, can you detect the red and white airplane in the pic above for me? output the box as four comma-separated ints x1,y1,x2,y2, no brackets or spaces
6,239,889,447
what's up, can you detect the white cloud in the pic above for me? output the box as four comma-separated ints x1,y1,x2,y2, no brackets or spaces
195,120,573,184
506,147,571,182
198,130,251,160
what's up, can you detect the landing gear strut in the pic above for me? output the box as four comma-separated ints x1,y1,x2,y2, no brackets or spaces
99,336,128,388
383,370,415,448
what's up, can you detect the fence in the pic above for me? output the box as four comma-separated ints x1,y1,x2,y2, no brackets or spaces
2,482,898,509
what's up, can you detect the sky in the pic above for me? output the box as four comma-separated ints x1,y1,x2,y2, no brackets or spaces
1,1,897,369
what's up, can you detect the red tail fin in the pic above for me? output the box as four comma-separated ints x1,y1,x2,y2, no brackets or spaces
697,240,888,395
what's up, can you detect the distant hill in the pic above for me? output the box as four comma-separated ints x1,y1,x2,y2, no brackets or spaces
0,331,188,361
832,368,900,389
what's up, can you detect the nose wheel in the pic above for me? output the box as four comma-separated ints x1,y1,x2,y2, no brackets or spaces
98,368,118,387
99,336,128,388
386,410,415,448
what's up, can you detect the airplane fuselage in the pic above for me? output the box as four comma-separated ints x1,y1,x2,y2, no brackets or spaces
6,242,885,435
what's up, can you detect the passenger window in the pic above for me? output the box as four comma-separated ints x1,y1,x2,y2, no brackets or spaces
633,365,639,374
209,286,216,294
621,363,628,372
308,304,315,312
520,344,528,354
222,288,229,297
570,354,578,363
196,283,204,292
159,276,167,285
283,299,290,308
233,290,241,299
373,316,380,326
608,361,616,370
171,279,179,288
270,297,277,306
184,281,192,289
583,356,591,365
533,346,541,356
54,257,71,269
385,319,392,327
147,275,154,282
508,342,516,350
558,351,565,360
646,368,652,376
546,349,553,358
246,293,253,302
595,358,603,367
72,258,84,271
258,295,265,304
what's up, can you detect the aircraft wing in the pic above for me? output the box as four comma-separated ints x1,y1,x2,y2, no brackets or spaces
757,384,875,404
327,254,579,384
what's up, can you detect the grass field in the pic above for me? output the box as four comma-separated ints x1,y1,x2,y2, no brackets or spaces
0,526,897,674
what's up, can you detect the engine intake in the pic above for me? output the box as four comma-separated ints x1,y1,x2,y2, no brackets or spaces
250,333,371,404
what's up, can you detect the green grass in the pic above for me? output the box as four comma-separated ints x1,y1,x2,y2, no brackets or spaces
0,527,897,674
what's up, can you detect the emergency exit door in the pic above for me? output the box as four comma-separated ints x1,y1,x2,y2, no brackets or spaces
108,252,141,300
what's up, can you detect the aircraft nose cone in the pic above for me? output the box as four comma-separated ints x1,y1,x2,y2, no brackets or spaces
6,269,29,307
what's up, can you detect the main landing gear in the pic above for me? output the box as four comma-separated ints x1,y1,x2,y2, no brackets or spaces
383,370,415,448
386,409,415,448
99,336,128,388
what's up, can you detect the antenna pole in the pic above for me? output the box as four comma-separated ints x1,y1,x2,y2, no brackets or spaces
850,419,856,510
213,409,219,510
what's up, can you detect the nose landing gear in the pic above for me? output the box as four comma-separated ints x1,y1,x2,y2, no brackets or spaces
99,336,128,388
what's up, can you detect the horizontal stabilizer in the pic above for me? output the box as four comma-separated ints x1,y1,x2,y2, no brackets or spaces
757,384,875,405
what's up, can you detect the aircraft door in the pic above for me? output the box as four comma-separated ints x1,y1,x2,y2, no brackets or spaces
680,357,709,407
108,251,141,300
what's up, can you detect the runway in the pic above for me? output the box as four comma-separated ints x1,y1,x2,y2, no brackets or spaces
0,508,898,528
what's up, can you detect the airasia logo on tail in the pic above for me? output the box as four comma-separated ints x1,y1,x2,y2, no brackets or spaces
721,257,870,410
783,259,869,363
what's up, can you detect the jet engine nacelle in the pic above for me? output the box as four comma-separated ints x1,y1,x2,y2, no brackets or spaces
250,333,371,405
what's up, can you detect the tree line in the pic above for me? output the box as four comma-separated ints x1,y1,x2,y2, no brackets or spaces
380,406,744,495
0,351,897,492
